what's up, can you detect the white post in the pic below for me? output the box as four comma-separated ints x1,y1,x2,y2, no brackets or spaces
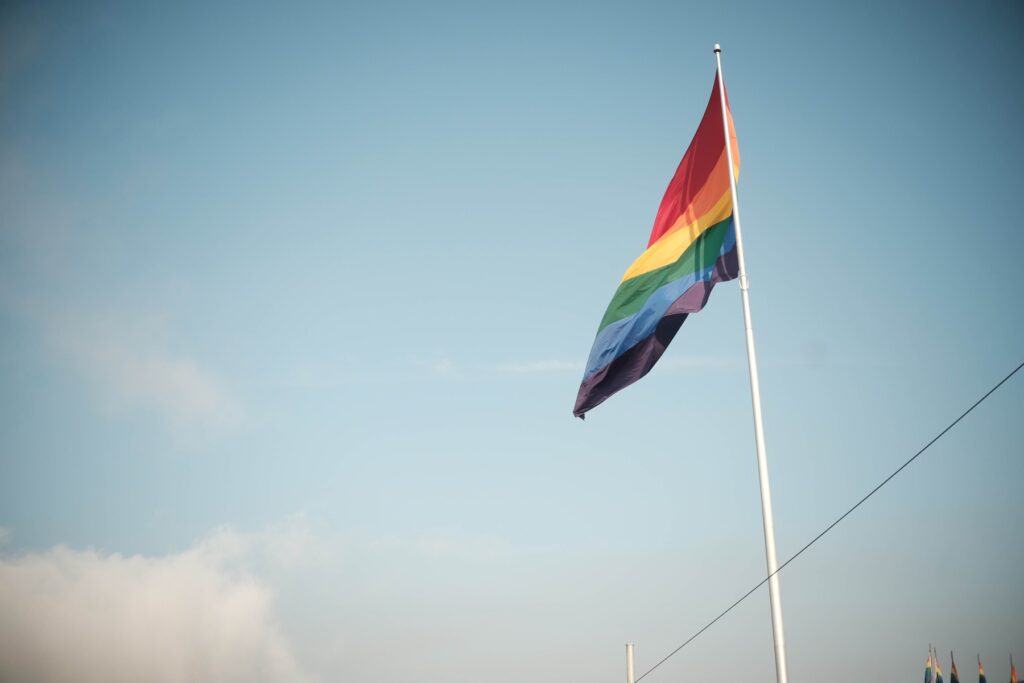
626,642,635,683
713,43,790,683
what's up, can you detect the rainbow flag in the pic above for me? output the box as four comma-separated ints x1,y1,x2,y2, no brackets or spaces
937,651,945,683
951,652,960,683
927,652,934,683
978,654,986,683
573,73,740,417
1011,655,1017,683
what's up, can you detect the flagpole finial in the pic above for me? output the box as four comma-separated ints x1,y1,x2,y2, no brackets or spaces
713,43,722,53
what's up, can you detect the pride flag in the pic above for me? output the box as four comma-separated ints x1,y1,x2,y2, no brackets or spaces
937,651,945,683
978,654,986,683
927,652,934,683
573,73,740,417
1011,655,1017,683
951,652,960,683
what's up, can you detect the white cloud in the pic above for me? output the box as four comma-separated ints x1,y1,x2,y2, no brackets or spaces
0,529,312,683
46,311,242,429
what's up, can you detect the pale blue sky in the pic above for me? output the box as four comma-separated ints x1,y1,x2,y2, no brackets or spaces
1,1,1022,681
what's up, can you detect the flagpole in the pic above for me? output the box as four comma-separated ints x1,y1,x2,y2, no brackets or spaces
713,43,791,683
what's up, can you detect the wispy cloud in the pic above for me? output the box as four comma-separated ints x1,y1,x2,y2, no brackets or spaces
428,356,460,378
411,355,582,380
45,311,242,429
199,513,335,570
496,359,581,375
657,354,744,370
373,528,518,564
412,354,738,380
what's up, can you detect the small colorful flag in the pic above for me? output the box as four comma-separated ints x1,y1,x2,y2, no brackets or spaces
978,654,986,683
936,649,945,683
573,72,740,417
926,651,934,683
1011,655,1017,683
950,651,960,683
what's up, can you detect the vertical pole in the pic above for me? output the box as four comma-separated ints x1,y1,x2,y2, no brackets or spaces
626,642,635,683
713,43,791,683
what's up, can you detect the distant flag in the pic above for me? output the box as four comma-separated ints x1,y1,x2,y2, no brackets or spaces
936,649,945,683
573,72,740,417
926,651,934,683
1011,655,1017,683
951,652,960,683
978,654,987,683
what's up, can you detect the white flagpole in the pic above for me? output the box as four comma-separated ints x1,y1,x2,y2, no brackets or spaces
626,642,635,683
713,43,791,683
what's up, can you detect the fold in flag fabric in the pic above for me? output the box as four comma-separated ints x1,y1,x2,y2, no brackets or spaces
978,655,986,683
573,73,740,418
951,652,960,683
